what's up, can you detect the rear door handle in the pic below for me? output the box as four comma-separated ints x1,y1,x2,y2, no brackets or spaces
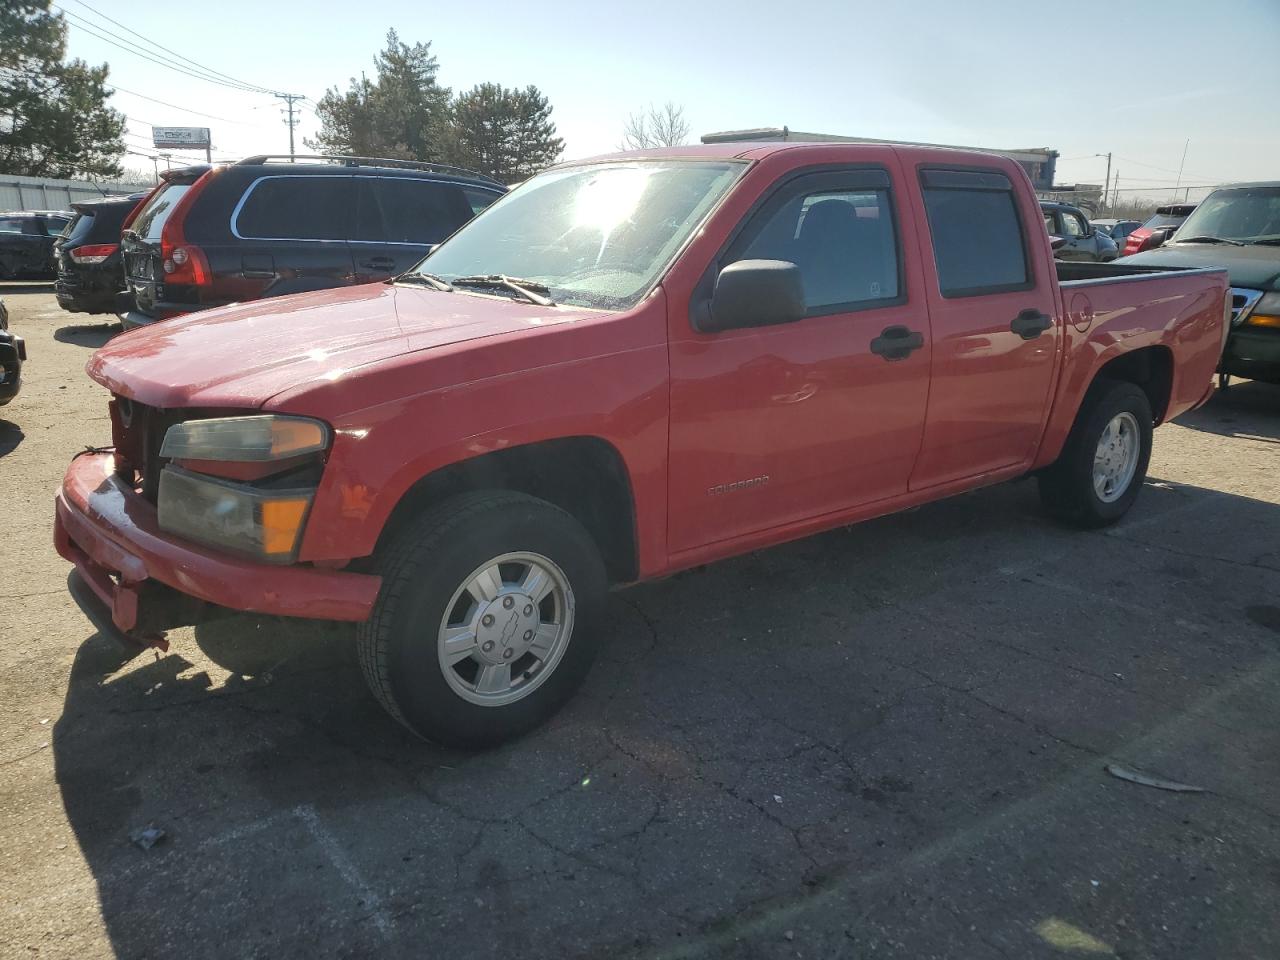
1011,309,1053,340
870,325,925,361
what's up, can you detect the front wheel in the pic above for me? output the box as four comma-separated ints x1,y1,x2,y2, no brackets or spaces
357,491,607,748
1038,380,1153,528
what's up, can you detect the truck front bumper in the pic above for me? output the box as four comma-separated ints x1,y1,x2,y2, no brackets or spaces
54,453,380,635
1222,328,1280,384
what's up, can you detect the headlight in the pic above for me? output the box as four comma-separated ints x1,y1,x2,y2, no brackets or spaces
157,466,313,562
160,415,329,462
1243,291,1280,330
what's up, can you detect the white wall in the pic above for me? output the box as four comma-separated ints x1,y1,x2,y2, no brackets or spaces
0,174,153,213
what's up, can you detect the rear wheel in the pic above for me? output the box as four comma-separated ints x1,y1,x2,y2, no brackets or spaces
1039,380,1153,528
357,491,607,748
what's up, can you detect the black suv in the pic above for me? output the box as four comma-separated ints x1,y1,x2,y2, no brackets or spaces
119,155,505,328
0,210,73,280
54,193,148,314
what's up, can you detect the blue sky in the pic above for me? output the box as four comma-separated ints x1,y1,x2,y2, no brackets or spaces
61,0,1280,200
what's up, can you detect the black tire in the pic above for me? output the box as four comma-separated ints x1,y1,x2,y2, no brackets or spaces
1038,380,1153,528
357,491,607,748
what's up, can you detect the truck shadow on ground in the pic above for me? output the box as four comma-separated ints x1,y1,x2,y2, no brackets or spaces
51,478,1280,959
1176,379,1280,441
53,322,119,348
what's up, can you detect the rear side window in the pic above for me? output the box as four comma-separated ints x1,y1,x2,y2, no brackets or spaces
235,176,353,241
353,178,474,245
921,169,1031,297
132,183,192,241
462,187,502,215
0,216,24,234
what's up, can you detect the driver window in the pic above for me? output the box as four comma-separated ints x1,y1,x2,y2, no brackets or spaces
733,182,900,311
1062,213,1086,238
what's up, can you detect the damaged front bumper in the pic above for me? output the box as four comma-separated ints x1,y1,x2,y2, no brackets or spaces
54,452,381,643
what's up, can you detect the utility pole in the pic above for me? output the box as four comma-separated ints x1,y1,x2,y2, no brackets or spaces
1102,152,1112,211
1111,170,1119,209
275,92,304,162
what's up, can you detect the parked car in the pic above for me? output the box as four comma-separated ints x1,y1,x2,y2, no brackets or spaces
119,155,506,328
1122,182,1280,386
1092,218,1142,247
0,300,25,406
1120,203,1197,257
56,143,1229,747
1041,201,1118,261
53,193,149,315
0,210,73,280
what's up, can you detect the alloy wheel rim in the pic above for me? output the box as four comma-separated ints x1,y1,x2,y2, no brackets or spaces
1092,411,1141,504
437,551,575,707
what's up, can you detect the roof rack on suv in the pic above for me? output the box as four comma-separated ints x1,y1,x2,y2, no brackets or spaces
235,154,503,186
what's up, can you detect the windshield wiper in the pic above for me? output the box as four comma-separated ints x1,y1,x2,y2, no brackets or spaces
1246,238,1280,246
1175,235,1245,246
451,274,556,306
391,272,454,291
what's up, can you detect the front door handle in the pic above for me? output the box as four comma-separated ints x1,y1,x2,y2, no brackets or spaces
359,256,396,270
1011,309,1053,340
870,325,925,361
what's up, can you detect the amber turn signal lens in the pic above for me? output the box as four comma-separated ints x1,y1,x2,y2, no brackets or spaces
260,498,310,556
1244,313,1280,329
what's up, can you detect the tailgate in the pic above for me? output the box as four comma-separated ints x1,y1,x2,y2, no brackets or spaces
121,232,164,314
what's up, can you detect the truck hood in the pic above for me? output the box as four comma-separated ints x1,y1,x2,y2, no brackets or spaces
87,283,588,408
1123,243,1280,291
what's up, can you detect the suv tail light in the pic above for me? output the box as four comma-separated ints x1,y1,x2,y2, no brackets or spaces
69,243,118,264
158,169,216,287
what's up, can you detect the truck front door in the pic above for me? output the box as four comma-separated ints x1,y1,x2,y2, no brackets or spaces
906,167,1060,489
666,164,932,554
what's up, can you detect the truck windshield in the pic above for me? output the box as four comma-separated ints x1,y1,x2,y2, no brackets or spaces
1172,187,1280,243
416,160,746,310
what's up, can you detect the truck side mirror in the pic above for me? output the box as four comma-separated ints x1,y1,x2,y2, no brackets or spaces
702,259,806,333
1050,236,1068,251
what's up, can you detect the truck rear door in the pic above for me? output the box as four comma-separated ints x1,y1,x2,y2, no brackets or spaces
666,160,932,553
905,166,1060,489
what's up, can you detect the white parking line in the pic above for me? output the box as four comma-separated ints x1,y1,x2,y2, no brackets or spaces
294,804,394,941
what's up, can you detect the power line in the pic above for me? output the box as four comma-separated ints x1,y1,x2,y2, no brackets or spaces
55,7,274,95
105,83,249,125
62,0,278,94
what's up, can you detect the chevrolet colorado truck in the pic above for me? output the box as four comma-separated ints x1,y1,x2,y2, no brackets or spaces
55,143,1230,747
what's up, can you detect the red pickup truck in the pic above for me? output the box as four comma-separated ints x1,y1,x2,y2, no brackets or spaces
55,143,1229,747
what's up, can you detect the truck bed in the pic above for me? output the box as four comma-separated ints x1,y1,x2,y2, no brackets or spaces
1056,260,1223,285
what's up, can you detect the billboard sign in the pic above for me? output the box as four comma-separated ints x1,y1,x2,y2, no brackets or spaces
152,126,212,150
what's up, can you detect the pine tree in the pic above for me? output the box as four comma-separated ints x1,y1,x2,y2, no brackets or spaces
0,0,126,179
449,83,563,183
306,30,451,160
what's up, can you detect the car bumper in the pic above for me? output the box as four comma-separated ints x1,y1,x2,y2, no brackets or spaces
54,452,381,635
55,273,120,314
0,332,24,405
1222,328,1280,383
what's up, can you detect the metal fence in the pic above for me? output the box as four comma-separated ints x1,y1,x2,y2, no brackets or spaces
0,173,153,213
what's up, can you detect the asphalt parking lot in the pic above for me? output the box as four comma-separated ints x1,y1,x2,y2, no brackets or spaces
1,285,1278,959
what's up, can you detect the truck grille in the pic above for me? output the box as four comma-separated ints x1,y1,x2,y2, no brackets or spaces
111,396,182,502
1230,287,1263,326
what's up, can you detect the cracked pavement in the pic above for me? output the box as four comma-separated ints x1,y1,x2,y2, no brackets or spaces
2,286,1279,959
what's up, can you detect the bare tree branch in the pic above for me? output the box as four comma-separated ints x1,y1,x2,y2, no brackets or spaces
619,101,690,150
